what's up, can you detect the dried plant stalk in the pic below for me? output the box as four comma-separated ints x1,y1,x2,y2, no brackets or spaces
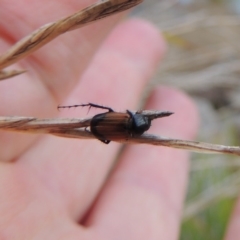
131,134,240,156
0,0,142,78
0,116,91,132
0,69,26,80
1,114,240,156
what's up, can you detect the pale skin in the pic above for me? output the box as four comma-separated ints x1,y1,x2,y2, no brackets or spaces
0,1,238,239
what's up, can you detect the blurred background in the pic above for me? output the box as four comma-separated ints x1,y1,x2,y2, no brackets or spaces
133,0,240,239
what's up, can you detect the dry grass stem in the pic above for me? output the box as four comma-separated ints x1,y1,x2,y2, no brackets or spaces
0,69,26,80
0,0,142,76
130,135,240,156
1,114,240,156
0,116,91,132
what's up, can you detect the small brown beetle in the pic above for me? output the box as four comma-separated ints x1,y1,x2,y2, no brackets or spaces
58,103,173,144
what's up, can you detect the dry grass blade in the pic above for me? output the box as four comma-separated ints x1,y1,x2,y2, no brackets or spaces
0,69,26,80
0,0,142,72
0,116,91,132
131,134,240,156
1,115,240,156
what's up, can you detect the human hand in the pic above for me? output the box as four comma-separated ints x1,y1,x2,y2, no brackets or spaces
0,1,206,239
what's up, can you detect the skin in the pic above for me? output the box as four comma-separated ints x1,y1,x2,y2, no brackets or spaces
0,0,236,239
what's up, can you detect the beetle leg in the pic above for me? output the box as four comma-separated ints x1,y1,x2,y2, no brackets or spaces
100,139,111,144
58,103,114,112
126,110,134,117
85,126,110,144
84,103,114,112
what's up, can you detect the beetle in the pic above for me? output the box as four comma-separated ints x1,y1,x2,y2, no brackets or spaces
58,103,173,144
